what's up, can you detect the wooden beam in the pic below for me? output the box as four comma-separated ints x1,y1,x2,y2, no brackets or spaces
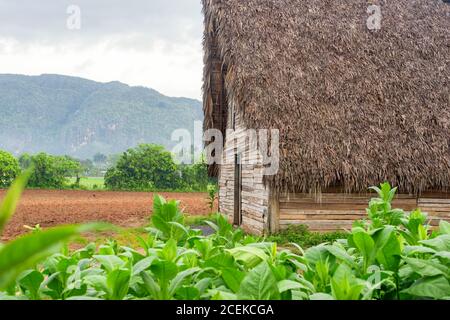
268,188,280,234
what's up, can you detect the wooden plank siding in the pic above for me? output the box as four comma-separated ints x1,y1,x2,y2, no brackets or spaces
279,193,450,232
218,102,269,235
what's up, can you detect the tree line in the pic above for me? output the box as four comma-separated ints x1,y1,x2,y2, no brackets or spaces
0,144,214,192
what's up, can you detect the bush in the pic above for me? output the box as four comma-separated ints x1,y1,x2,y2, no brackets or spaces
18,153,32,170
105,144,181,191
0,150,20,188
179,160,214,192
26,153,81,189
267,225,347,248
105,145,215,192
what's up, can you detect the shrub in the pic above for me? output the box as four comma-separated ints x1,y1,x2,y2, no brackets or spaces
105,145,215,192
26,153,81,189
178,157,215,192
268,225,347,249
18,153,32,170
0,150,20,188
104,144,181,191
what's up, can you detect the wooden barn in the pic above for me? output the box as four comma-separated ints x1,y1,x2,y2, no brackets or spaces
201,0,450,235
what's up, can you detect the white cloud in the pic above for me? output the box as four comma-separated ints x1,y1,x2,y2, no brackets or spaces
0,0,204,99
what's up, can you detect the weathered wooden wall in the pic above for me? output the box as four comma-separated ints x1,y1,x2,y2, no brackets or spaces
218,102,269,235
418,192,450,226
279,192,450,232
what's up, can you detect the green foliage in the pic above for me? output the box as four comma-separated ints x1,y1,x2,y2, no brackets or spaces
206,184,218,211
150,195,187,243
238,261,280,300
0,150,20,188
105,144,181,191
1,181,449,300
268,225,347,249
105,145,214,192
179,160,213,192
23,153,82,189
18,153,32,171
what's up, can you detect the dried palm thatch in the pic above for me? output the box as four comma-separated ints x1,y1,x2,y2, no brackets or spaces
202,0,450,194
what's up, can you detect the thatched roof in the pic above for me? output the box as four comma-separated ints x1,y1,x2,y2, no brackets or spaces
202,0,450,194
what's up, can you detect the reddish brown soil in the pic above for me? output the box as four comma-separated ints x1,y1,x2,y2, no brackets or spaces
1,190,214,241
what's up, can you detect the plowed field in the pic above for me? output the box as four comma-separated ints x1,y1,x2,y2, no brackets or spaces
1,190,214,241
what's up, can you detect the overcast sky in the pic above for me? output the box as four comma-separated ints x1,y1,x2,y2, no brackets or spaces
0,0,204,99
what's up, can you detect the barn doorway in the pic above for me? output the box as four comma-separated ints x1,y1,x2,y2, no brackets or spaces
234,153,242,225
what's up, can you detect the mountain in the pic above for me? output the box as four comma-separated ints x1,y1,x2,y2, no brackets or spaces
0,74,203,159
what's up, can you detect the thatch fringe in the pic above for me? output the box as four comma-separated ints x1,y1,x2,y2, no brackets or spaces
202,0,450,194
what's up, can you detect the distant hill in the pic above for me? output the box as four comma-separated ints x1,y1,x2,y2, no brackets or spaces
0,74,203,158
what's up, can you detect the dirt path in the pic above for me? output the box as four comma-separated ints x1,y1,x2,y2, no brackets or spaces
0,190,214,241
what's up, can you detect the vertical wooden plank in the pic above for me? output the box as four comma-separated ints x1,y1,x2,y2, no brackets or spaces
269,188,280,234
233,154,242,225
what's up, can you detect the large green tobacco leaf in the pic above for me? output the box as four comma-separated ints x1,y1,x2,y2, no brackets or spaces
84,274,109,296
375,230,401,272
326,245,356,268
352,229,375,269
404,258,449,278
237,262,280,300
0,169,31,235
132,256,156,276
439,221,450,235
435,252,450,264
330,264,365,300
277,280,304,294
0,223,105,289
194,277,212,296
401,210,429,245
94,255,126,272
304,244,331,267
151,195,185,240
17,270,45,300
140,271,161,299
402,276,450,299
228,246,268,269
403,246,436,256
150,260,178,285
420,235,450,252
205,253,244,293
106,268,131,300
161,238,177,262
168,267,200,297
372,226,395,252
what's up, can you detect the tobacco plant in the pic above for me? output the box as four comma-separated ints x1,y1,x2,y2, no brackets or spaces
0,177,449,300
